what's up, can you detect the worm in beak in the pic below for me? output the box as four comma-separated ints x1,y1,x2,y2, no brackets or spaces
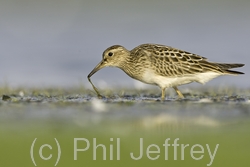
87,61,106,98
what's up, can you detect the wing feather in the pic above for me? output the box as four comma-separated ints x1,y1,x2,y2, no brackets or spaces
133,44,224,77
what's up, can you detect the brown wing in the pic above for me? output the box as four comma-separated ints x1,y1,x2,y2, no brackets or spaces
134,44,224,77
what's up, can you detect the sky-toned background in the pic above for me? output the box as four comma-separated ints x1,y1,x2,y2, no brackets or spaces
0,0,249,88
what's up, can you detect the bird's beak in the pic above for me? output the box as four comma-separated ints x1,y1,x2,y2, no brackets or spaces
87,60,105,78
87,60,106,98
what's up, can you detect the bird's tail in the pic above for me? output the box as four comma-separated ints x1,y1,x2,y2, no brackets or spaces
216,63,245,75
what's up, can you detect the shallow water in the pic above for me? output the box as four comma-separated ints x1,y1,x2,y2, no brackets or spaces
0,87,249,166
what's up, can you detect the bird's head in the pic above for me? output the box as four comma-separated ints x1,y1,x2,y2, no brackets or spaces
87,45,130,78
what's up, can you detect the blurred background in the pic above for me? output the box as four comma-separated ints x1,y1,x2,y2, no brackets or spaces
1,1,250,166
0,0,249,88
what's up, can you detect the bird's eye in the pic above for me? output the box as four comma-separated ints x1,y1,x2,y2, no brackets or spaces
108,52,113,56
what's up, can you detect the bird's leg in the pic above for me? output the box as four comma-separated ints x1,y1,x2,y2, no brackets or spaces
161,88,166,101
173,86,184,99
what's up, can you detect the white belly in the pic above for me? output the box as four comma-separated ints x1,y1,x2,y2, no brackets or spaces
141,69,221,88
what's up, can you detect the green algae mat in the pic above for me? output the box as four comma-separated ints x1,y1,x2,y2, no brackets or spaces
0,87,249,167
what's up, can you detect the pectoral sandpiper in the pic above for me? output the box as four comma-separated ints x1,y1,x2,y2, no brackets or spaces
88,44,244,100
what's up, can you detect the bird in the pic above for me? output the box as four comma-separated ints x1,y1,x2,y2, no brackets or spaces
88,44,244,100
